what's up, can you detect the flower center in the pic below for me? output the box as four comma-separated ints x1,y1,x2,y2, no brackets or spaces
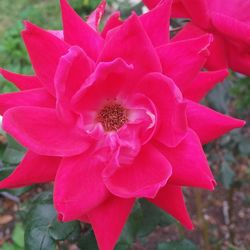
97,102,128,131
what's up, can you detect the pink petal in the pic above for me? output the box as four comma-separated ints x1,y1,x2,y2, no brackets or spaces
148,184,193,230
183,69,228,102
3,107,91,156
0,68,42,90
158,34,212,90
101,11,122,38
48,30,64,40
180,0,210,28
103,143,172,199
54,153,109,221
87,196,135,250
143,0,160,9
87,0,106,31
21,21,69,95
154,129,215,190
0,151,61,189
99,14,162,80
55,46,94,123
211,12,250,44
72,58,133,115
171,0,190,18
173,23,228,70
140,0,172,46
227,42,250,76
0,89,55,115
186,100,245,144
137,73,187,147
60,0,104,61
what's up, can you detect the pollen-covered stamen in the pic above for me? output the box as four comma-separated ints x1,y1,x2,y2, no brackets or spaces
97,102,128,131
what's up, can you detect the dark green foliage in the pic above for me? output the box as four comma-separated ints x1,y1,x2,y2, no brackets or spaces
157,239,198,250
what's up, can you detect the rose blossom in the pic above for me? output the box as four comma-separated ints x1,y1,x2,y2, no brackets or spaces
0,1,245,249
144,0,250,75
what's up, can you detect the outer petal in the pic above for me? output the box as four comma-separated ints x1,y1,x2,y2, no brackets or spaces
99,14,162,80
154,129,215,190
183,69,228,102
0,68,42,90
227,42,250,76
211,12,250,44
87,0,106,31
137,73,187,147
158,34,212,89
173,23,228,70
21,21,69,95
0,151,61,189
54,154,109,222
101,11,122,38
3,107,91,156
60,0,104,60
103,143,172,199
171,0,190,18
55,46,94,123
143,0,160,9
87,196,135,250
186,100,245,144
180,0,210,28
0,89,55,115
148,184,193,230
140,0,172,46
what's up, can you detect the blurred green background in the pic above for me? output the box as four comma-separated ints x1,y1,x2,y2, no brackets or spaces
0,1,249,250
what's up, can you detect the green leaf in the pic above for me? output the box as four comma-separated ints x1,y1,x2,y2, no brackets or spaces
137,199,174,237
24,192,57,250
12,223,25,248
2,135,26,165
2,242,22,250
25,225,56,250
48,218,81,242
157,239,198,250
77,230,98,250
238,137,250,156
118,200,174,248
220,162,235,189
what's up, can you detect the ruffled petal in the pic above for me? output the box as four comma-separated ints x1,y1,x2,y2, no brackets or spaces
55,46,94,123
154,129,215,190
137,73,187,147
99,14,162,80
183,69,228,101
157,34,212,89
0,89,55,115
87,196,135,250
72,58,133,116
3,107,91,156
0,68,42,90
186,100,245,144
54,153,109,221
0,151,61,189
103,143,172,199
140,0,172,46
21,21,69,95
60,0,104,60
148,184,193,230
